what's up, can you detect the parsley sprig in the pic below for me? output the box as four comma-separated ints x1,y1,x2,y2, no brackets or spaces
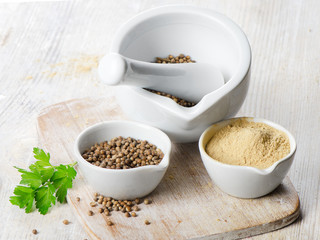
9,147,77,215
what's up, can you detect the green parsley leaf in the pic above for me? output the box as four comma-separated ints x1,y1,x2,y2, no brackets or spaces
28,162,41,174
10,148,77,215
14,167,42,189
51,165,77,203
40,167,55,184
32,147,52,169
35,184,56,215
33,147,50,163
9,185,35,213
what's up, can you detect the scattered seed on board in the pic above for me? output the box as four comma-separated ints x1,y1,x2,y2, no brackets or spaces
90,202,97,207
76,197,80,202
63,219,69,225
145,220,151,225
125,212,131,218
126,206,131,212
32,229,38,235
132,205,139,211
88,192,154,225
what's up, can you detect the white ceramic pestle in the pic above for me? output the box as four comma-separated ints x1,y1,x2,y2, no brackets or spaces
98,53,225,103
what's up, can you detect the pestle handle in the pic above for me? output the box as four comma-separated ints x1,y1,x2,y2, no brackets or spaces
98,53,127,85
99,53,185,87
98,53,225,103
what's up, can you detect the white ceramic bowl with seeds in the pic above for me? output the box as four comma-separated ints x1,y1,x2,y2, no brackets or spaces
102,5,251,143
74,120,171,199
199,117,297,198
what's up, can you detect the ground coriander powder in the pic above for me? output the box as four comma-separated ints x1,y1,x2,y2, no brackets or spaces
205,118,290,169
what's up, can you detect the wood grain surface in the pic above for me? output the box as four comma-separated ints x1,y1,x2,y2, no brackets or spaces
1,0,319,239
37,97,300,240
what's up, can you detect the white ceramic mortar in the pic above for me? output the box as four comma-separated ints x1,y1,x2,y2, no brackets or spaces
106,6,251,142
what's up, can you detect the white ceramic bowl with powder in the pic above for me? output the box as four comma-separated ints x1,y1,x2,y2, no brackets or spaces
198,117,297,198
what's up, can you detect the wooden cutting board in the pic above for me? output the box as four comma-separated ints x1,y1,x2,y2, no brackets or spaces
37,97,300,240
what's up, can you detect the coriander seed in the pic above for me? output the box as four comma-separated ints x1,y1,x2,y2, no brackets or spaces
107,220,113,226
104,209,110,216
154,54,195,65
132,206,139,211
82,137,164,169
90,192,153,220
148,53,196,107
88,210,94,216
145,220,151,225
144,88,196,107
32,229,38,235
126,206,131,212
76,197,80,202
63,219,69,225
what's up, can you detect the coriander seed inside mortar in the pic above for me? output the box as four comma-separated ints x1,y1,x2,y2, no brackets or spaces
82,136,164,169
143,54,197,107
205,118,290,169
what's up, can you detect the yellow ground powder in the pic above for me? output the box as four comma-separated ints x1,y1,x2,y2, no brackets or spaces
205,118,290,169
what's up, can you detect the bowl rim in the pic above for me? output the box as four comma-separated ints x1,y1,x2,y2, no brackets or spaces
109,5,252,119
198,117,297,175
74,120,171,173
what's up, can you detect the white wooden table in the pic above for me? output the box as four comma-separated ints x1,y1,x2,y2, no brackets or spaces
0,1,319,239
